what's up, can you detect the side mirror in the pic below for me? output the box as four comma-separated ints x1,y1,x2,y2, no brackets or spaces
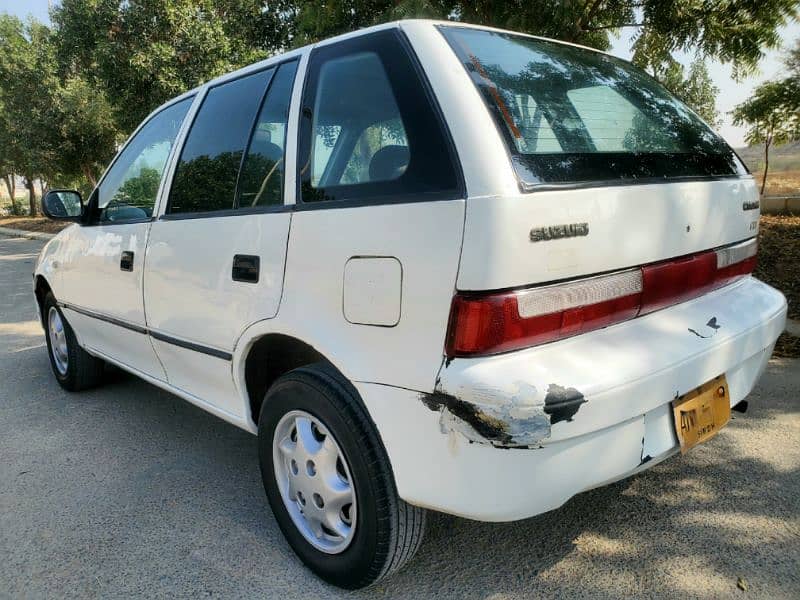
42,190,83,221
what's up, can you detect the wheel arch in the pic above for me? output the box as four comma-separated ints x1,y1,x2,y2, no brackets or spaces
34,274,53,327
240,332,352,429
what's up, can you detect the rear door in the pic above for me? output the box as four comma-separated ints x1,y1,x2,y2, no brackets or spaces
143,60,299,420
58,98,193,378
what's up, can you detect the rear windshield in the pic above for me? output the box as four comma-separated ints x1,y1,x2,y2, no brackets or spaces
439,26,746,189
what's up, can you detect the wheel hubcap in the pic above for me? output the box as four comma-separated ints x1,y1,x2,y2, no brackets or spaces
48,307,68,375
273,410,356,553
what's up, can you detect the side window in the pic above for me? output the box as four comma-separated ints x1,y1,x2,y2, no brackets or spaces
340,118,408,185
168,68,274,214
237,61,298,208
98,98,192,223
310,125,342,186
298,30,461,204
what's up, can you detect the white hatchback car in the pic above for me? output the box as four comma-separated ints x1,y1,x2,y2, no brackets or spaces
35,20,787,588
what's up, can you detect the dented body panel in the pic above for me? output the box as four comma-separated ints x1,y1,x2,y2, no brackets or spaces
433,277,786,447
360,277,785,520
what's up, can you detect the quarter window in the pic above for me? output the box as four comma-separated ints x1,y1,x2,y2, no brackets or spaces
168,68,274,214
98,98,192,223
298,30,461,204
237,61,298,208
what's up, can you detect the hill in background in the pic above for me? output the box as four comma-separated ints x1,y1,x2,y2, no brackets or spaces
736,141,800,173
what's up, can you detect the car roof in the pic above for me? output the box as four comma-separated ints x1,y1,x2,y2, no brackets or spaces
149,19,618,119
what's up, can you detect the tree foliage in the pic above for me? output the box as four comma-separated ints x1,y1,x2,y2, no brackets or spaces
0,15,54,213
52,0,293,132
659,58,720,126
292,1,797,78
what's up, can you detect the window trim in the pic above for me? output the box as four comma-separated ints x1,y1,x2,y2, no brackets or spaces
83,94,196,226
295,28,465,210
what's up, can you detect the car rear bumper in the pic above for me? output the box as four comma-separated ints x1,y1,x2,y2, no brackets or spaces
357,276,786,521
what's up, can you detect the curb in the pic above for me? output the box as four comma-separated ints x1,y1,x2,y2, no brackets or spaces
786,319,800,338
761,196,800,215
0,226,55,241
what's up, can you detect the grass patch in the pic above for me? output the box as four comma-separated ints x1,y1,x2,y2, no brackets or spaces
753,169,800,197
0,216,71,234
756,214,800,358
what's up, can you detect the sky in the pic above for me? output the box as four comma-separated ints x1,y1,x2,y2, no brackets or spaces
1,0,798,148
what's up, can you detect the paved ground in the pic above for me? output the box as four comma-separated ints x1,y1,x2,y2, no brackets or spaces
1,235,798,599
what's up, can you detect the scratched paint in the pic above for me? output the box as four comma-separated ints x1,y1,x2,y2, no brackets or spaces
421,380,553,447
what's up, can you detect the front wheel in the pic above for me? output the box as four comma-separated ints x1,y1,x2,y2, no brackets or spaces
43,292,104,391
258,363,426,589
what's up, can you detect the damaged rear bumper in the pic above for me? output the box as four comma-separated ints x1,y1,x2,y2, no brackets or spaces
357,276,786,521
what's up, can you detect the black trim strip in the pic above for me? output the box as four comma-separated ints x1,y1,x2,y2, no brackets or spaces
59,302,232,361
60,303,148,335
159,203,293,221
150,331,233,361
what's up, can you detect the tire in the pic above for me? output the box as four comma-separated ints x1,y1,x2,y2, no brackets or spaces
258,362,426,589
43,292,104,392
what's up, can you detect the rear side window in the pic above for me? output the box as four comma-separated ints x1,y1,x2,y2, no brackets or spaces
298,29,461,204
439,26,746,188
168,68,274,214
237,61,298,208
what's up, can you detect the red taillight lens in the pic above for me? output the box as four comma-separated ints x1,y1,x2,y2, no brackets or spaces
446,239,757,358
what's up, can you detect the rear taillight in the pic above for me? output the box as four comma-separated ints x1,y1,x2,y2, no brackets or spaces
446,238,757,358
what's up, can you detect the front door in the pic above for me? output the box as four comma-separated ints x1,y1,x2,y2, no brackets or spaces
143,61,299,420
58,98,193,378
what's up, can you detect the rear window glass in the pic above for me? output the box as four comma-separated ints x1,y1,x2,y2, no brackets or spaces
439,26,745,189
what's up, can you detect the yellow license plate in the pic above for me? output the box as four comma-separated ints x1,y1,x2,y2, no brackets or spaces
672,375,731,453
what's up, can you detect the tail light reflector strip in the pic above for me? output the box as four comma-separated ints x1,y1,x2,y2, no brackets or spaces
446,239,757,357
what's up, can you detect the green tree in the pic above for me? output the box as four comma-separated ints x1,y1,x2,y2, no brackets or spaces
292,0,797,80
732,81,800,194
45,76,119,189
660,58,720,127
0,15,51,215
0,14,119,214
0,97,17,203
52,0,294,132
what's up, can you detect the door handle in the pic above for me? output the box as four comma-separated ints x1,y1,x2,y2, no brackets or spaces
120,251,134,272
232,254,260,283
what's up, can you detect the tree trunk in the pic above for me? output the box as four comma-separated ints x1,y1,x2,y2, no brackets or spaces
81,164,98,189
1,174,13,202
760,136,771,196
24,176,36,216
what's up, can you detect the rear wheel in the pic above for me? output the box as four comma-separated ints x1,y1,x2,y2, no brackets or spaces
43,293,104,391
258,363,426,589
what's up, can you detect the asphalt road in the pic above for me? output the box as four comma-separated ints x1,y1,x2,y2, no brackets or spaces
1,235,798,599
